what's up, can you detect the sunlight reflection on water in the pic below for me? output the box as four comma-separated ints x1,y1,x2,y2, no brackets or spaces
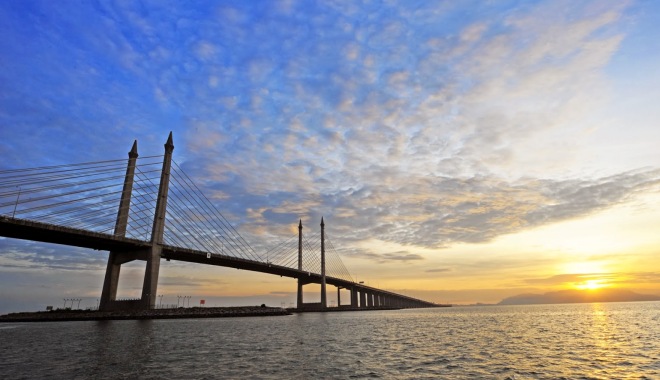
1,302,658,379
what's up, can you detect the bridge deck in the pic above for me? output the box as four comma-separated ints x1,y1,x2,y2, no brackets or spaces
0,216,150,252
0,216,438,307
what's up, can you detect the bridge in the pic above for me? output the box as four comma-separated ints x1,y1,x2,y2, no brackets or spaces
0,133,438,311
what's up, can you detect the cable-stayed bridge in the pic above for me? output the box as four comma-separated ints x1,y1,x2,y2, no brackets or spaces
0,133,438,311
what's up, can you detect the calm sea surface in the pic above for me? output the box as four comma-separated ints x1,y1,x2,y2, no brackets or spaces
1,302,659,379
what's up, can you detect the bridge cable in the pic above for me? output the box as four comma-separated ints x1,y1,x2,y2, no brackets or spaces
168,161,261,262
265,234,298,266
166,173,241,257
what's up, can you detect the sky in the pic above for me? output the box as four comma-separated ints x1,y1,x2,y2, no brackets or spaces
1,0,659,313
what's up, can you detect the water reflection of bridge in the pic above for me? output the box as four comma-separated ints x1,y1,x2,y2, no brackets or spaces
0,133,438,311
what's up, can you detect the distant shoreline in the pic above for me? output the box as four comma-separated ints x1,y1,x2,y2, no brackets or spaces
498,289,660,306
0,306,291,322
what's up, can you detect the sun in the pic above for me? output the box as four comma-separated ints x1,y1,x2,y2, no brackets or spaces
563,262,613,291
575,279,605,291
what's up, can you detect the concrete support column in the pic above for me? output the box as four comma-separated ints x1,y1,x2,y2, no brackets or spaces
367,292,373,307
297,281,304,308
297,220,303,308
360,291,366,308
100,140,138,311
337,287,341,307
351,287,358,307
141,132,174,309
320,217,327,309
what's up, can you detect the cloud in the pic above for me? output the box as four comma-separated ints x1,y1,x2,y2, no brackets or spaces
523,271,660,287
197,163,657,253
164,1,647,253
524,273,615,286
426,268,452,273
158,275,226,287
314,168,660,248
350,250,424,264
0,240,106,272
269,291,294,296
611,272,660,286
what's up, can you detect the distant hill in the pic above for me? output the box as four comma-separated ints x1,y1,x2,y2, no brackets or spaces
499,288,660,305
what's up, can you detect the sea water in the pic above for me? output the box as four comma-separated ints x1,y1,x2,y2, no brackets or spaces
1,302,659,379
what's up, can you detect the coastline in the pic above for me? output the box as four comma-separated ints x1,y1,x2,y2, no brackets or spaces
0,306,291,322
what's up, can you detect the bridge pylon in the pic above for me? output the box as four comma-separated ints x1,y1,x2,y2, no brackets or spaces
320,217,327,309
296,218,328,310
296,220,303,308
99,133,173,311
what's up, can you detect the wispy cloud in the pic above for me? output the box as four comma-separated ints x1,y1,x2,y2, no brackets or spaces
426,268,452,273
523,271,660,287
158,0,653,252
351,250,424,263
233,167,660,249
524,273,616,286
0,240,106,271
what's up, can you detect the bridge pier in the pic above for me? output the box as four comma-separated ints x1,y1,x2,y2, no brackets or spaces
296,219,330,311
351,287,358,307
320,217,327,309
100,133,173,311
297,220,304,308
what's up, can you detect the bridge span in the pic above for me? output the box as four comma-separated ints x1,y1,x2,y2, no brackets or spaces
0,133,439,311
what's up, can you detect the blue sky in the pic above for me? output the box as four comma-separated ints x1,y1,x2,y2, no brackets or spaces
1,0,660,313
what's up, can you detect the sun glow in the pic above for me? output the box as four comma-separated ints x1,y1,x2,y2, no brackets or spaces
575,279,607,291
